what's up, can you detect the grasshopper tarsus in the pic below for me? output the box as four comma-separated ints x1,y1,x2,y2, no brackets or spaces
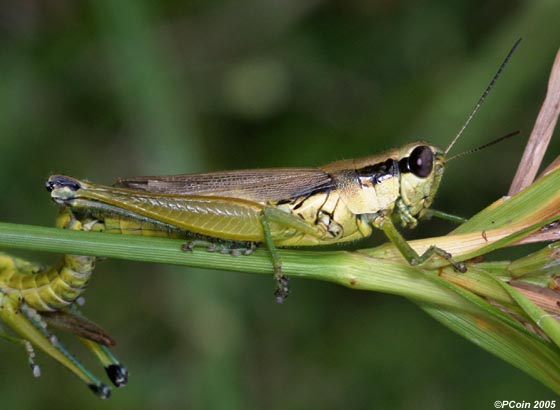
181,243,194,252
243,242,257,255
229,243,256,255
182,239,215,252
106,363,129,387
430,246,467,272
416,245,467,273
455,261,467,273
182,239,256,256
89,383,112,399
274,274,290,304
30,362,41,378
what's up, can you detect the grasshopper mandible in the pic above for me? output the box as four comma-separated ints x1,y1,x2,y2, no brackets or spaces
46,40,520,302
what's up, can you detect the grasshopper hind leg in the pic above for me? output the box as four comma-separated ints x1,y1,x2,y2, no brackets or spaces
0,293,111,399
43,307,129,388
0,329,41,378
80,338,128,387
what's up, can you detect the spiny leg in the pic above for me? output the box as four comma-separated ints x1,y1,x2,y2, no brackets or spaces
380,218,466,272
0,293,111,398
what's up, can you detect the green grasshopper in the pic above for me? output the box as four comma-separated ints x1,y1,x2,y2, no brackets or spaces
46,141,452,303
0,210,127,399
45,41,520,303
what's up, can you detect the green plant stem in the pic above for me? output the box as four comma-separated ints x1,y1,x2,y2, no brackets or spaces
0,219,550,315
2,219,560,393
0,221,470,308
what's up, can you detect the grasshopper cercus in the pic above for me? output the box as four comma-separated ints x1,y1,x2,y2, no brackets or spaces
46,40,520,303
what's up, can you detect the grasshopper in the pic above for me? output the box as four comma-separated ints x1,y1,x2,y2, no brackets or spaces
0,210,127,399
46,141,453,303
46,41,520,303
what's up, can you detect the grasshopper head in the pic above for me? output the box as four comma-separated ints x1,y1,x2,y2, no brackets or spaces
396,142,445,224
46,175,82,205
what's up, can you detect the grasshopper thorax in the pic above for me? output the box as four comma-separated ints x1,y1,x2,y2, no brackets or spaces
323,141,445,226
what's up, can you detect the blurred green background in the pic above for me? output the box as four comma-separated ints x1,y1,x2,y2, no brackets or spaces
1,1,559,408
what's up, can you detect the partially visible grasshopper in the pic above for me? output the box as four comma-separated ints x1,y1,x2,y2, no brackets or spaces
46,40,520,303
0,210,127,399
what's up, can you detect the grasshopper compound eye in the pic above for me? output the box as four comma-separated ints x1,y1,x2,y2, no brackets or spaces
399,145,434,178
409,146,434,178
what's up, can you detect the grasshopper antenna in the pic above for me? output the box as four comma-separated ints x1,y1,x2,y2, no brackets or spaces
446,130,520,163
444,38,522,155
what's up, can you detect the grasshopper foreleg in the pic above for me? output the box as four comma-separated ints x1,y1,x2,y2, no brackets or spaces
0,291,112,398
379,218,466,272
421,209,468,224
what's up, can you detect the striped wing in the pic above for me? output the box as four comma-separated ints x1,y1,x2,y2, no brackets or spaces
115,168,335,203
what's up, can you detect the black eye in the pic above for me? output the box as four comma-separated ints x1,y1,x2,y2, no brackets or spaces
408,146,434,178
